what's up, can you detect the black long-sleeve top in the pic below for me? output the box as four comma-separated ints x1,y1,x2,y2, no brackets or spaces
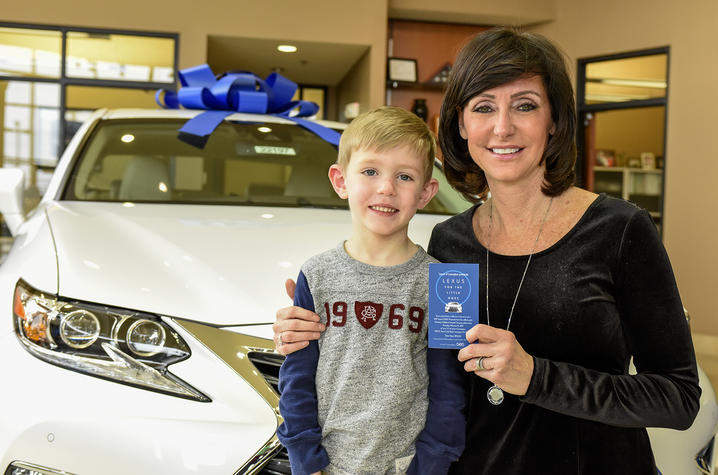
428,194,700,475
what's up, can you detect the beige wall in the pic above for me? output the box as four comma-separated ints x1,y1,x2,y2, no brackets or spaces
2,0,388,112
336,49,372,121
389,0,555,26
533,0,718,336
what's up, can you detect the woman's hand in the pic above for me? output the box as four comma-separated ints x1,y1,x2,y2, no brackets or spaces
273,279,326,355
458,324,534,396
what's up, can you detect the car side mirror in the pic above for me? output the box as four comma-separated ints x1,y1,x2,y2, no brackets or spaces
0,168,26,235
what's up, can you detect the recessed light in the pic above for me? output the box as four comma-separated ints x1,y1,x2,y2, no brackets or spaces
121,134,134,143
258,126,272,133
277,44,297,53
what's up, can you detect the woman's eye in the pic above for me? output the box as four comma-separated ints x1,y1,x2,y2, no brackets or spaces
362,169,377,176
517,102,537,112
474,104,493,113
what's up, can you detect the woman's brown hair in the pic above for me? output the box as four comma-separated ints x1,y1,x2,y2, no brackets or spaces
439,27,577,201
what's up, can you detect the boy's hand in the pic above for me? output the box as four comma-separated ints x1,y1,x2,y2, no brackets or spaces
273,279,326,355
284,278,296,300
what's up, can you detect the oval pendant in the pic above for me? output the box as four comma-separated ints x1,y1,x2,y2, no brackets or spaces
487,385,504,405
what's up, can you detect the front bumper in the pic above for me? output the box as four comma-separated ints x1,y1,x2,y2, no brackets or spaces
0,319,285,475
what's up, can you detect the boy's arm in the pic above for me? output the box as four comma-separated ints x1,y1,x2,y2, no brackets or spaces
276,271,330,475
407,348,467,475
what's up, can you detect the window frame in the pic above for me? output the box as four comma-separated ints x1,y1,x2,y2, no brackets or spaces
0,21,179,161
575,46,670,234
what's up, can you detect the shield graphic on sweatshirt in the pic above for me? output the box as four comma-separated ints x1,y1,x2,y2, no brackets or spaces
355,301,383,330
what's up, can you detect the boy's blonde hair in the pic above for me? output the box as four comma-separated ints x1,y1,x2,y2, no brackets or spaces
337,106,436,182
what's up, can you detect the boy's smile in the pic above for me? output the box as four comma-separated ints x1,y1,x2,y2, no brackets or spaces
329,145,438,244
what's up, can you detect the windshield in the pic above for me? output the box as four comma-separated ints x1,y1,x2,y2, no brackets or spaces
62,118,472,215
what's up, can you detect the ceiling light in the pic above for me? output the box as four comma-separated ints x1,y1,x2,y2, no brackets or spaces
121,134,135,143
258,126,272,133
277,44,297,53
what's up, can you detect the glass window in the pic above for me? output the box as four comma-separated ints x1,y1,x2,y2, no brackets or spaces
66,84,159,110
0,23,177,260
61,118,470,215
584,54,667,104
64,85,159,147
593,106,665,162
1,79,60,174
0,27,61,78
66,32,175,83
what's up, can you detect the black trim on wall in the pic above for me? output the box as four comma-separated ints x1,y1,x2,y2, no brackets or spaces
575,46,670,236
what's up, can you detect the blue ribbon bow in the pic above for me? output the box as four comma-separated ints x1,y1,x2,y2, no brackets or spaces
156,64,340,149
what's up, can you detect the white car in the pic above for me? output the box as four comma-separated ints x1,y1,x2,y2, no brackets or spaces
0,108,715,475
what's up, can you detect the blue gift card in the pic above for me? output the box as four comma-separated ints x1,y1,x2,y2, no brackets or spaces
428,263,480,349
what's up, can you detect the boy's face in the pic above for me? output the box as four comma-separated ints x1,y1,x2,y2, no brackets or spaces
328,145,438,241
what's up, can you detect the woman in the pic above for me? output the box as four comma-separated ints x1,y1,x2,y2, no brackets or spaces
274,28,700,474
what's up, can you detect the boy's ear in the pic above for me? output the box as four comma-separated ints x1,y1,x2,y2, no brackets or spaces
418,178,439,209
328,164,348,199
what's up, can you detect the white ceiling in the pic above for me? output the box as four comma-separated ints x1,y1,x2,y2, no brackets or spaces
207,35,369,86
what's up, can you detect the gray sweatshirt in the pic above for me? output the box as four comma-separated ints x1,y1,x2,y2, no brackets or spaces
280,242,436,474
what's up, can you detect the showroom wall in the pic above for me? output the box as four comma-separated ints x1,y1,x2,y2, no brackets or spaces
532,0,718,337
2,0,716,338
2,0,390,114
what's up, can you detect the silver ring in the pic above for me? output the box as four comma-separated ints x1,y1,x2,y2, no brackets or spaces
278,332,283,347
476,356,486,371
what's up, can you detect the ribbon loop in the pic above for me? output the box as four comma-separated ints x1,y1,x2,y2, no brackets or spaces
156,64,338,148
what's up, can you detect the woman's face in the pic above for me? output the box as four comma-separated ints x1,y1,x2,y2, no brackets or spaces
458,75,556,190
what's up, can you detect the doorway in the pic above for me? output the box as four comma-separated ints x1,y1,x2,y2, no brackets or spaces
576,48,669,232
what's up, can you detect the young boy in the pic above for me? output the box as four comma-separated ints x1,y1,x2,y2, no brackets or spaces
277,106,465,475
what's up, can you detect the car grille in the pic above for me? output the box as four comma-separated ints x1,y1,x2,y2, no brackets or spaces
696,435,715,474
256,446,290,475
246,351,290,474
248,351,284,394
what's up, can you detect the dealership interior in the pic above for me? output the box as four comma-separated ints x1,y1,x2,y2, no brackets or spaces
1,0,718,471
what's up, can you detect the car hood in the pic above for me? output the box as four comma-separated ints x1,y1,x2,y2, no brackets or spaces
46,202,443,326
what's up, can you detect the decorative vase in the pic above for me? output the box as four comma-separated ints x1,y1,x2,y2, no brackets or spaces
411,99,428,121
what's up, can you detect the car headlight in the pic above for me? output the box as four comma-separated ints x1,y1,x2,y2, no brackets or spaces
13,279,209,402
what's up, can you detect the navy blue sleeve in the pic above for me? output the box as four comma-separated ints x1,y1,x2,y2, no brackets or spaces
407,348,467,475
276,271,329,475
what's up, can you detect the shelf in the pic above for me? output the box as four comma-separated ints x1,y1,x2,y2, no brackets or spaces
593,166,663,219
594,166,662,174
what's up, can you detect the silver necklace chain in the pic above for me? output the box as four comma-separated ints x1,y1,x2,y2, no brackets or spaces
483,196,553,405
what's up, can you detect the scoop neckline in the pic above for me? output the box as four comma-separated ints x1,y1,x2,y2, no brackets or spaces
469,193,607,260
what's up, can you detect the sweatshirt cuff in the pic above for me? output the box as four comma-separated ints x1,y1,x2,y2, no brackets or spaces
283,439,329,475
406,445,454,475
